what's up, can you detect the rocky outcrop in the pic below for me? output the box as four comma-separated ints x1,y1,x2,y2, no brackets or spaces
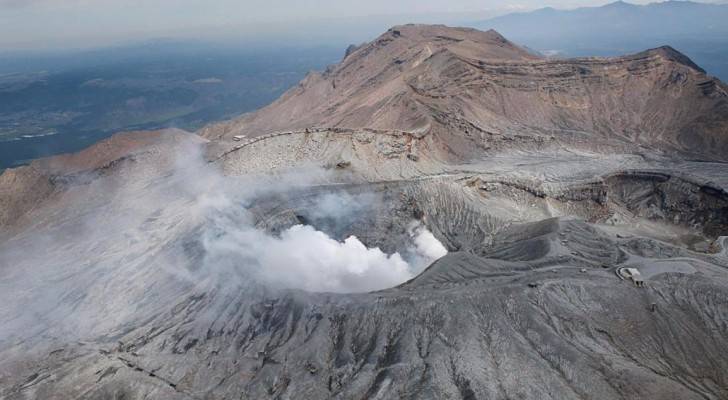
0,164,55,229
200,25,728,162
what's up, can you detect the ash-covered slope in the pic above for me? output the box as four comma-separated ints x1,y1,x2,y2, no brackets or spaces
0,128,204,229
3,141,728,400
202,24,728,161
1,25,728,400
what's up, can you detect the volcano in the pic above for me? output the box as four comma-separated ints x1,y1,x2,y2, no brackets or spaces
1,25,728,400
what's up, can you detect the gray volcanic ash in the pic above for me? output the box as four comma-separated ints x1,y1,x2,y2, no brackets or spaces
1,25,728,400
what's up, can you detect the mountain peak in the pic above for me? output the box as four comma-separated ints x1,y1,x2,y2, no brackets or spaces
603,0,636,8
201,25,727,162
382,24,518,45
643,45,706,73
364,24,539,63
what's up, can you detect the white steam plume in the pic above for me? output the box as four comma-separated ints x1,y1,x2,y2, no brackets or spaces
250,225,411,293
0,138,450,346
197,186,448,293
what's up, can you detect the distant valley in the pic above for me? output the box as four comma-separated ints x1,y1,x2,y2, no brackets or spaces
4,1,728,172
0,42,341,170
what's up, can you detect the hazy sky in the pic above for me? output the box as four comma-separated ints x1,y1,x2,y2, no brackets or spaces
0,0,656,50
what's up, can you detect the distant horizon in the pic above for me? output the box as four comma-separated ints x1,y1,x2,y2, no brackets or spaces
2,0,714,52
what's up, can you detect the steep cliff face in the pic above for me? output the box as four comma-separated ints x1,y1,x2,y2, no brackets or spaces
201,25,728,161
1,25,728,400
